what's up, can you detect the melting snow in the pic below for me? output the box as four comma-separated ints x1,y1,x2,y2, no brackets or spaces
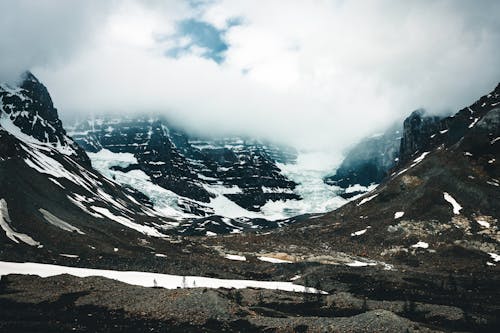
0,261,325,294
443,192,462,215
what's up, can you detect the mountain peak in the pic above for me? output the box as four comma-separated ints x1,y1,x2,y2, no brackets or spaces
0,72,90,165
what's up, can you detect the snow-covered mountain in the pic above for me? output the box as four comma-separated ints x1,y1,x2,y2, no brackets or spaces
68,116,346,221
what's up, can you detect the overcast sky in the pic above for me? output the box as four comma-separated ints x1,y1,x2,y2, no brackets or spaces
1,0,500,151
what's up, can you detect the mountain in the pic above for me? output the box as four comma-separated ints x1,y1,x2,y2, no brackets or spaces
324,122,402,198
0,72,202,262
68,115,300,216
1,73,498,331
208,82,500,331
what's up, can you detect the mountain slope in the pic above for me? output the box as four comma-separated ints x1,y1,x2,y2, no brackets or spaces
0,73,187,261
215,82,500,273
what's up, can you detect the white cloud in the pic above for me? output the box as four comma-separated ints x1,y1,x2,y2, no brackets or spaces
2,0,499,152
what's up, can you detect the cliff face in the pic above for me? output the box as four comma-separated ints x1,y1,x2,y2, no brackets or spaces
398,109,443,164
0,72,90,166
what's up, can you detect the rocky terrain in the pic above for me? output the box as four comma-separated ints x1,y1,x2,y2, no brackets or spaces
0,73,499,332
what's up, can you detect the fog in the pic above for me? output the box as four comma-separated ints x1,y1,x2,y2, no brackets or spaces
1,0,500,152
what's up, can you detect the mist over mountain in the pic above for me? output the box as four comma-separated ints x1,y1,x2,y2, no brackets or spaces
2,0,500,153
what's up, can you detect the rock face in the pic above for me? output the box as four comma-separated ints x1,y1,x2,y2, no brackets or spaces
399,109,443,164
324,123,402,196
0,72,90,166
69,116,300,213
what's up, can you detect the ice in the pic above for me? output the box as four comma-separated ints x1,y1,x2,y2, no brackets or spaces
0,199,40,247
87,149,138,168
394,211,404,219
345,184,378,194
224,254,247,261
0,261,326,294
443,192,462,215
88,150,197,220
411,241,429,249
258,256,293,264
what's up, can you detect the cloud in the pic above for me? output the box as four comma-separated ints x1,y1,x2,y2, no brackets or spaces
2,0,500,153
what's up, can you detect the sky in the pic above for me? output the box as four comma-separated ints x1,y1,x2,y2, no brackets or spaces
1,0,500,152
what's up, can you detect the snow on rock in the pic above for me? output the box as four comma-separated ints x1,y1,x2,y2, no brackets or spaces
258,256,293,264
488,253,500,262
357,194,378,206
224,254,247,261
394,211,405,219
413,151,430,164
443,192,462,215
59,254,79,258
346,260,377,267
411,241,429,249
0,199,40,247
351,227,370,237
0,261,326,294
39,209,85,234
90,206,165,237
476,219,491,228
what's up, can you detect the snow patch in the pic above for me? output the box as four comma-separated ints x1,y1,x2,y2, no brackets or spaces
258,256,293,264
394,211,405,219
39,209,85,234
357,194,378,206
90,206,165,237
0,199,40,247
224,254,246,261
0,261,325,294
411,241,429,249
443,192,462,215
